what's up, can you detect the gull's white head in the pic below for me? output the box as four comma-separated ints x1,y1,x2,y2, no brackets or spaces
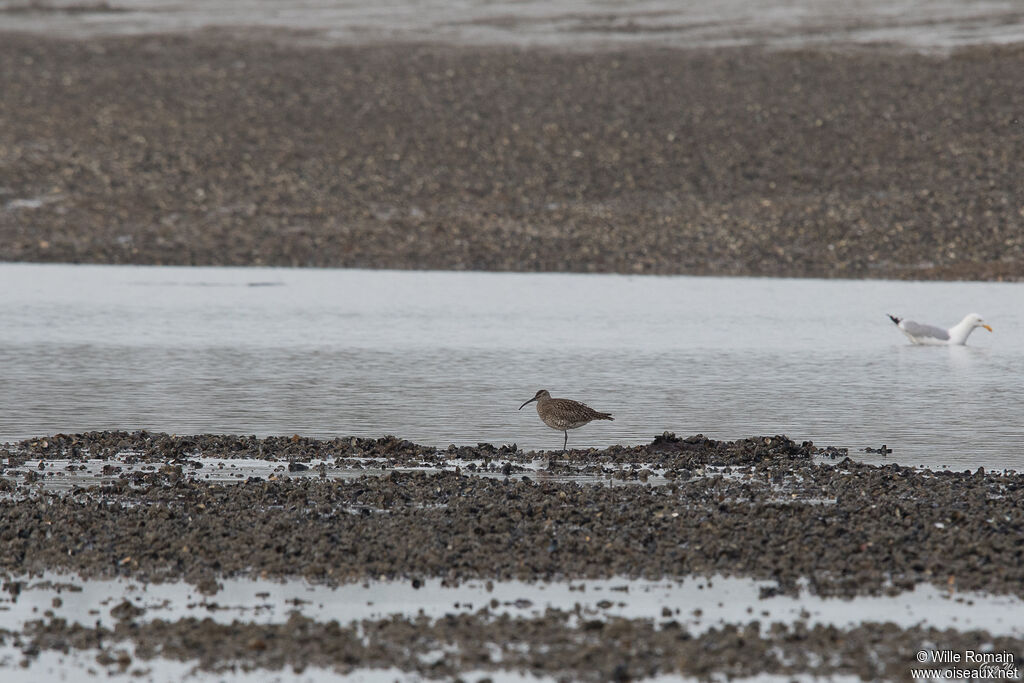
963,313,993,332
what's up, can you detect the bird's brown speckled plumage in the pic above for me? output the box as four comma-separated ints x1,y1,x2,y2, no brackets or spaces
518,389,613,451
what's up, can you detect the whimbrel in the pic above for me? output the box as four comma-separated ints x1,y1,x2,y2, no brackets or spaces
518,389,613,452
887,313,992,345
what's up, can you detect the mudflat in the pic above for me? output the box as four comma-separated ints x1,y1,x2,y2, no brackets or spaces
2,33,1022,279
2,431,1023,678
3,431,1022,596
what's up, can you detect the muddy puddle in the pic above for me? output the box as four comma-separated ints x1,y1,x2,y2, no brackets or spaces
0,645,562,683
4,573,1024,636
4,572,1022,682
0,455,677,492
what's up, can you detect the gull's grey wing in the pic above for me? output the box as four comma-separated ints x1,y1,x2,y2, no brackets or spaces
901,320,950,340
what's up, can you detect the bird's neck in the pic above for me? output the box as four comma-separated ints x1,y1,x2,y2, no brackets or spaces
948,319,976,344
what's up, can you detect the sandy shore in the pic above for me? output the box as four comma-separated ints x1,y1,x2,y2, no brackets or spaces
2,431,1023,678
2,32,1023,279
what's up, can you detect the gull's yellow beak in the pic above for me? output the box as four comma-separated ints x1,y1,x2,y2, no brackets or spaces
983,324,993,332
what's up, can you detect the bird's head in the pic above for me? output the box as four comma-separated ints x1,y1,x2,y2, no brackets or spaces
965,313,993,332
519,389,550,410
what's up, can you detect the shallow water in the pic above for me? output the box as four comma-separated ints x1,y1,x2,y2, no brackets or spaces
1,456,677,490
0,647,857,683
6,455,845,497
6,573,1023,637
1,0,1022,51
0,572,1019,681
2,263,1023,470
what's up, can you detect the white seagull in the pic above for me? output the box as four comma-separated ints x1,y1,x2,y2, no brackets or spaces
887,313,992,346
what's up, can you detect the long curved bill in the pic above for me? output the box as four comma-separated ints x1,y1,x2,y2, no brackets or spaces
519,397,537,410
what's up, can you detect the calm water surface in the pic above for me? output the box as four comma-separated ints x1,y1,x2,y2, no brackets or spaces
2,263,1022,469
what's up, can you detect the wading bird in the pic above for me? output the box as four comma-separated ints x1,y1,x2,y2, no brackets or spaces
518,389,613,452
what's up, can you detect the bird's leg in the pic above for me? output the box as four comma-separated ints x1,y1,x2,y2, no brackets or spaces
562,431,568,452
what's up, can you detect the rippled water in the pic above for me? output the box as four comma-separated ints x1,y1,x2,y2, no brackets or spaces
1,0,1022,50
2,263,1023,469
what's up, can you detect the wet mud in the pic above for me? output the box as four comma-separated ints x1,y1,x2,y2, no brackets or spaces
2,33,1023,280
1,432,1021,597
3,431,1024,678
8,613,1023,681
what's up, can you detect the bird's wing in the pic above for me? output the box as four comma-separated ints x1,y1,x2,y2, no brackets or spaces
551,398,602,419
550,398,586,412
900,320,950,340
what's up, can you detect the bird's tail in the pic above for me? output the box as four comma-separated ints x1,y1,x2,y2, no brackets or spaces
596,412,614,421
887,314,901,325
